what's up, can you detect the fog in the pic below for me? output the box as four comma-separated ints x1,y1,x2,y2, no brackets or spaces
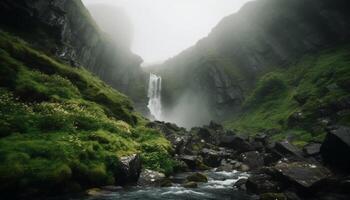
83,0,252,65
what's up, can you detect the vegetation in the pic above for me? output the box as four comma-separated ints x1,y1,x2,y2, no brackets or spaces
0,31,175,196
225,45,350,146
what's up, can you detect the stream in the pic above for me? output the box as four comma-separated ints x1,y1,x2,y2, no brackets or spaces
65,170,255,200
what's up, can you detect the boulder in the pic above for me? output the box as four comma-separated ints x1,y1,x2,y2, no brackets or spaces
273,161,330,191
219,135,254,153
274,141,304,159
239,151,264,170
183,181,198,188
137,169,166,187
246,173,282,194
115,154,141,185
303,143,321,157
234,178,248,190
260,193,287,200
320,126,350,172
200,148,232,167
186,172,208,183
179,155,208,170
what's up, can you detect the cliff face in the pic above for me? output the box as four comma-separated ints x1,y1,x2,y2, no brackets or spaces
154,0,350,124
0,0,147,109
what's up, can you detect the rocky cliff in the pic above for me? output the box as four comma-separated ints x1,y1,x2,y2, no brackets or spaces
0,0,147,110
154,0,350,124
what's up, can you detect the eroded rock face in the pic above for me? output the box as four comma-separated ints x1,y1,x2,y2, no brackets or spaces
321,126,350,172
0,0,147,110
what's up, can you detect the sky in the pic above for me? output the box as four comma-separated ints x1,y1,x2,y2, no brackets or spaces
83,0,252,65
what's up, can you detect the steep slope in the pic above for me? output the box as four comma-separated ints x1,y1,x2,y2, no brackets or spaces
0,30,174,198
0,0,148,111
154,0,350,127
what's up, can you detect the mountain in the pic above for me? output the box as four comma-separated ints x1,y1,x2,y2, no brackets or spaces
153,0,350,132
0,0,148,112
0,0,173,197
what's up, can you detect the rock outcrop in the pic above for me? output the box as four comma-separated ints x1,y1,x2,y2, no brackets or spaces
0,0,147,111
152,0,350,122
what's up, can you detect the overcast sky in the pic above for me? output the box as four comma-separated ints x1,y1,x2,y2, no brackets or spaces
83,0,252,65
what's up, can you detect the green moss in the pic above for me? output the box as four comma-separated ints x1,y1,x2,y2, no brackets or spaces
0,31,174,196
225,44,350,144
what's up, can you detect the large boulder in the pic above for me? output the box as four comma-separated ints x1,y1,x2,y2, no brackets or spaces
137,169,166,187
186,172,208,183
239,151,265,170
303,143,321,157
246,173,283,194
320,126,350,172
273,141,304,159
115,154,142,185
273,161,330,191
179,155,208,170
219,135,254,153
200,148,232,167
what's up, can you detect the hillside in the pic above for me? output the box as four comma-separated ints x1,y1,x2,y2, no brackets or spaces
153,0,350,129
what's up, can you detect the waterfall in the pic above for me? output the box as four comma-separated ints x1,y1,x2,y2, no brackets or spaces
147,73,162,120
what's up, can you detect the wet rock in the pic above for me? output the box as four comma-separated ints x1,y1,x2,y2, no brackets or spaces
273,161,330,191
179,155,208,170
116,154,141,185
234,178,248,190
200,148,232,167
219,135,254,153
100,186,123,192
321,126,350,172
246,173,282,194
274,141,304,159
239,151,264,170
137,169,166,187
303,143,321,157
239,164,251,172
260,193,287,200
183,181,198,188
186,172,208,183
86,188,105,196
160,179,173,187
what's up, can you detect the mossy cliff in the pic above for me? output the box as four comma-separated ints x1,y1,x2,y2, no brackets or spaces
0,0,148,112
0,21,173,200
153,0,350,123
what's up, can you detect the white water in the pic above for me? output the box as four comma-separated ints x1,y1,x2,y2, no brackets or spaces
147,73,162,120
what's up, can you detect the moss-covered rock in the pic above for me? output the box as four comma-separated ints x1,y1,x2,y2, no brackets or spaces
186,172,208,183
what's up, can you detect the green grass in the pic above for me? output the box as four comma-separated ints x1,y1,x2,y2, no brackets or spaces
0,31,175,196
225,44,350,144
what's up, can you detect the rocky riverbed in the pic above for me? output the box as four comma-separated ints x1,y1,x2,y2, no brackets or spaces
62,122,350,200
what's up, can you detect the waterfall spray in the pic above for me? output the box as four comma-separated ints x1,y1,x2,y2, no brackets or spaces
147,73,162,120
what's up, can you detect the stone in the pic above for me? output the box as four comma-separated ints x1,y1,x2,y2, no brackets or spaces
100,186,123,192
320,126,350,172
115,154,142,185
137,169,166,187
303,143,321,157
183,181,198,188
200,148,231,167
239,151,264,170
179,155,208,170
86,188,104,196
234,178,248,190
273,161,330,190
274,141,304,159
260,193,287,200
219,135,254,153
186,172,208,183
246,173,282,194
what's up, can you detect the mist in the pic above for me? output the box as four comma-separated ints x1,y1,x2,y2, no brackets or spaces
83,0,252,65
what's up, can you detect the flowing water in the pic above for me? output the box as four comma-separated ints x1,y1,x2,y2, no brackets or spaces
147,73,162,120
68,170,255,200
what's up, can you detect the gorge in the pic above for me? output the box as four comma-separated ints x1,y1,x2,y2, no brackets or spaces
0,0,350,200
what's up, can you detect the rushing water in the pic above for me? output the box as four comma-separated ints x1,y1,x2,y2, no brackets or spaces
147,73,162,120
68,170,254,200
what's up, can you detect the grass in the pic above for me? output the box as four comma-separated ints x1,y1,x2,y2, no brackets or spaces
0,31,175,197
225,44,350,144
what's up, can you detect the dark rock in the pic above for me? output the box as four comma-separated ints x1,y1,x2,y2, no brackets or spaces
239,151,264,170
200,148,232,167
273,161,330,191
274,141,304,159
137,169,166,187
179,155,208,170
320,126,350,172
219,135,254,153
246,173,282,194
116,154,141,185
263,152,282,166
100,186,123,192
283,191,301,200
160,179,173,187
303,143,321,157
234,178,248,190
186,172,208,183
260,193,287,200
182,181,198,188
